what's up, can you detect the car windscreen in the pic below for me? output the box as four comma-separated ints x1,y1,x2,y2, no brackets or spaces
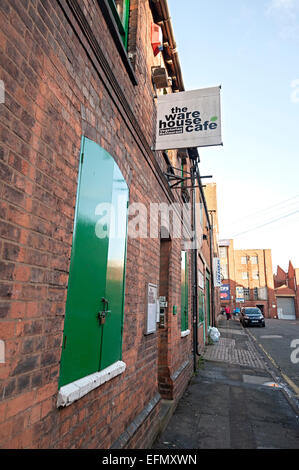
245,308,261,315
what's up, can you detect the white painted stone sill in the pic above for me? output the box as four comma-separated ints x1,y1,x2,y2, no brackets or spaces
181,329,190,338
57,360,126,408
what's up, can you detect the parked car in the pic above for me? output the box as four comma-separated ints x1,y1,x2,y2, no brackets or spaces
240,307,265,327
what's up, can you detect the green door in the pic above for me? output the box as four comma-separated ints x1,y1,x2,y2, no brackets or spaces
181,251,188,331
59,137,129,387
198,290,204,325
99,163,128,370
206,274,211,327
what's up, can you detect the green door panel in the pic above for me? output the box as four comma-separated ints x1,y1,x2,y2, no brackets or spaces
59,137,128,387
100,163,129,369
198,290,204,325
206,276,211,327
181,251,188,331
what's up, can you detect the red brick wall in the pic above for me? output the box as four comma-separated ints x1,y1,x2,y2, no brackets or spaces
220,243,276,318
0,0,193,448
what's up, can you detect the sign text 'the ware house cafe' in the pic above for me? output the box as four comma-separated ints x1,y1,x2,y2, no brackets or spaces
155,86,222,151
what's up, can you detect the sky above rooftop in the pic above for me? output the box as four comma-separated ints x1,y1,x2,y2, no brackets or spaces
168,0,299,271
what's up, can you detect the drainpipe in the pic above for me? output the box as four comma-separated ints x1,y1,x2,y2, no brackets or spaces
189,151,202,372
151,0,185,92
194,165,216,328
209,218,216,327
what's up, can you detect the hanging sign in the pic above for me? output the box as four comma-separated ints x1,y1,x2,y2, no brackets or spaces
155,86,222,150
213,258,222,287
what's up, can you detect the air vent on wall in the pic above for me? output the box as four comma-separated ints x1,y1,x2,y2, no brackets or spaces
151,66,169,89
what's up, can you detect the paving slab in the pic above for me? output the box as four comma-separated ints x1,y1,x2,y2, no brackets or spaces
153,319,299,449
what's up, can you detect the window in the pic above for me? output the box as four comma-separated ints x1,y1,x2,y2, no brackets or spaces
241,256,247,265
219,246,227,259
242,272,248,279
58,137,129,388
244,288,250,300
108,0,130,49
254,287,258,300
251,256,258,265
252,271,259,280
181,251,189,331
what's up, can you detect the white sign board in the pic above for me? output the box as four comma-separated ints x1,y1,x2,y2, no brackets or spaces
155,86,222,150
236,286,244,302
198,270,204,290
145,283,158,334
219,239,230,247
213,258,222,287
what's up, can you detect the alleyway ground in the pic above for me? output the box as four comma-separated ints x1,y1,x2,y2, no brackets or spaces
153,318,299,449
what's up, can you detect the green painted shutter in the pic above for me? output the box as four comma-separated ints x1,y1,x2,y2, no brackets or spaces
206,274,211,327
59,137,128,387
181,251,188,331
99,163,128,369
198,290,204,324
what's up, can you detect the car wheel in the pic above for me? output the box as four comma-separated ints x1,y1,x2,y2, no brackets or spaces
262,323,265,327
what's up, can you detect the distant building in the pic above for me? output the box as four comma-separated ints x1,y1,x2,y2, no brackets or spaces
274,262,299,320
203,183,221,323
218,240,276,318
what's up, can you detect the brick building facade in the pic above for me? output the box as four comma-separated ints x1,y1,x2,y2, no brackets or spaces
219,240,276,318
193,174,220,353
0,0,209,449
274,262,299,320
203,183,221,324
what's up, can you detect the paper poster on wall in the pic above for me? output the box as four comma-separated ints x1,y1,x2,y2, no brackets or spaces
198,270,204,290
145,283,158,334
155,86,222,150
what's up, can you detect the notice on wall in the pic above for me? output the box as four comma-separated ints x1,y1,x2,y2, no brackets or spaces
145,283,158,335
155,86,222,150
198,270,205,290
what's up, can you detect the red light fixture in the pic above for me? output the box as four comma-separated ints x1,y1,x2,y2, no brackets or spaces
151,23,163,56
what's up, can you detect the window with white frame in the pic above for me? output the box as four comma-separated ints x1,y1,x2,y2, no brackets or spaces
219,247,227,259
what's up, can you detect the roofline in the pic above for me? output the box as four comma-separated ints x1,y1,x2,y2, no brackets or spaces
150,0,185,92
